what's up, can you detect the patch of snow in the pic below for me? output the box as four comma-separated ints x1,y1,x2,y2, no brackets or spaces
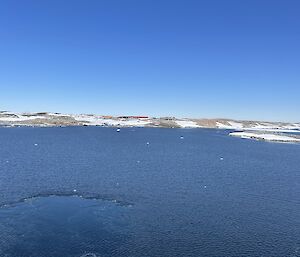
0,114,45,122
72,115,151,127
245,127,300,133
175,120,200,128
119,119,151,126
48,113,70,117
229,131,300,142
216,120,300,133
72,115,106,125
216,121,243,129
228,121,244,129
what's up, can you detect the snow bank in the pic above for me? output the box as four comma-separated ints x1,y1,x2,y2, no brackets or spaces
72,115,151,127
216,120,300,133
246,127,300,133
229,131,300,142
216,121,243,129
0,114,45,122
175,120,201,128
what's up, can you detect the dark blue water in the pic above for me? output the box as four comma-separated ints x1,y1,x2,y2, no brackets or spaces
0,127,299,257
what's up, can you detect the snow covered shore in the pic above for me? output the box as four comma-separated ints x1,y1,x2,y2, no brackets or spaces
229,131,300,143
174,120,201,128
0,111,299,132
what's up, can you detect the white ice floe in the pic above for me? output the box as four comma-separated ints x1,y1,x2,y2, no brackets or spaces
229,131,300,142
246,128,300,133
175,120,201,128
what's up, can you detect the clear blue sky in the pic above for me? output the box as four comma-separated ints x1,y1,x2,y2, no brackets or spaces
0,0,299,122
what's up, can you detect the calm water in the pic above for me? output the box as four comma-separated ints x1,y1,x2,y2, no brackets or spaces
0,127,299,257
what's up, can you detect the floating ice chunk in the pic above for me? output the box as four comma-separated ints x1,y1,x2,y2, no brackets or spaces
220,157,224,160
34,143,38,146
180,136,184,139
73,189,77,192
116,128,120,132
146,142,150,145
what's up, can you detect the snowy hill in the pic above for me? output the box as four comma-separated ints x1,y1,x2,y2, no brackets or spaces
0,111,299,133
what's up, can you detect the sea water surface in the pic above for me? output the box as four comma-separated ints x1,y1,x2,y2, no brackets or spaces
0,127,299,257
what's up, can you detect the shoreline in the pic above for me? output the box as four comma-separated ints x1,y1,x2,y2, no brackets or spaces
1,111,300,143
229,131,300,143
1,124,300,145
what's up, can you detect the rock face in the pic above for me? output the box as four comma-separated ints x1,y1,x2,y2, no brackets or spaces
0,111,299,133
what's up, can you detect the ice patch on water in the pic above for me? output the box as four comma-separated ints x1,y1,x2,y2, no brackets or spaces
80,253,97,257
0,191,133,208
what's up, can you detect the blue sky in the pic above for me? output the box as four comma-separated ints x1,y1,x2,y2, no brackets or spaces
0,0,299,122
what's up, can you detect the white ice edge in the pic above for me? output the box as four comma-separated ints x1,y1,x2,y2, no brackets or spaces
229,131,300,142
